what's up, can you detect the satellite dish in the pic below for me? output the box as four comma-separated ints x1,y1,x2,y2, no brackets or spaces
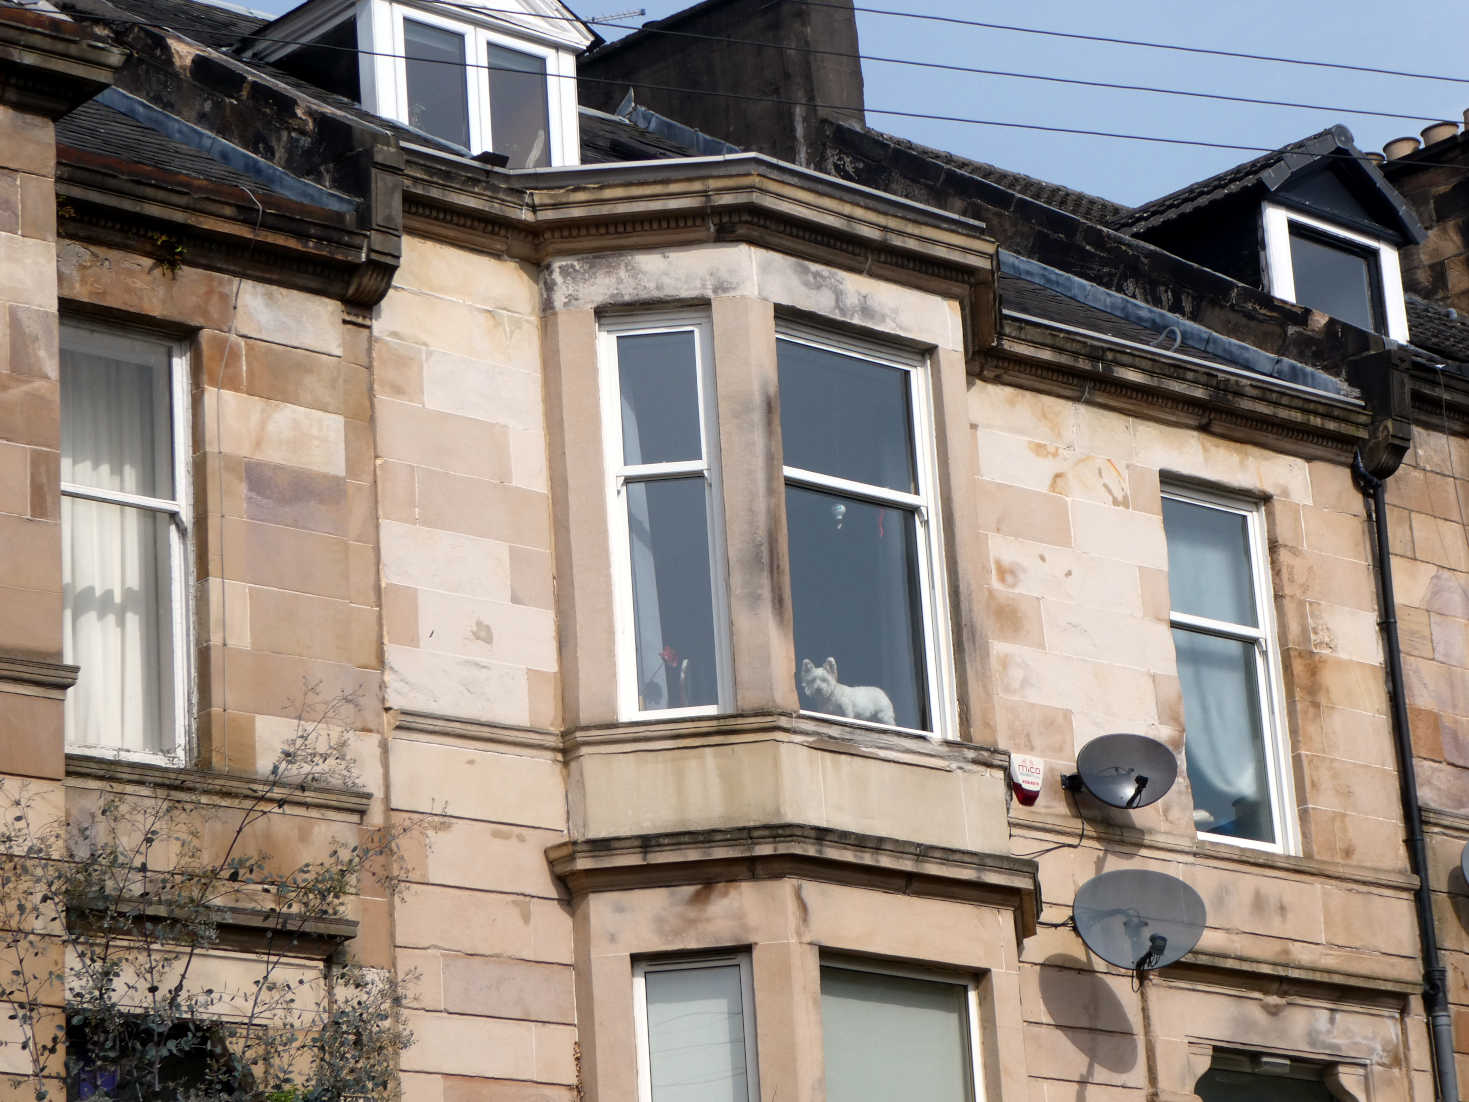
1460,840,1469,887
1073,869,1206,971
1061,733,1178,809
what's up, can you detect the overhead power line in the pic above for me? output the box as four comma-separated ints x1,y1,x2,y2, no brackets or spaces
793,0,1469,87
409,2,1450,126
77,9,1469,171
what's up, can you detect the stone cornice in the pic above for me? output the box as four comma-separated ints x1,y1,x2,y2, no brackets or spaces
69,894,358,959
0,653,79,701
562,709,1010,771
390,708,561,757
1409,360,1469,436
989,319,1374,462
0,8,124,119
546,823,1040,939
56,155,396,308
401,151,999,357
65,753,373,818
1012,808,1419,894
1170,950,1421,999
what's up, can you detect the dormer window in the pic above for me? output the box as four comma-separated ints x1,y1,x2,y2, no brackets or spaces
247,0,590,167
1262,203,1409,340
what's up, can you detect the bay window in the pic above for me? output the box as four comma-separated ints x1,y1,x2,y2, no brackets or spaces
820,961,982,1102
779,326,950,736
598,313,953,737
601,313,731,718
60,323,190,761
634,955,758,1102
1161,486,1292,850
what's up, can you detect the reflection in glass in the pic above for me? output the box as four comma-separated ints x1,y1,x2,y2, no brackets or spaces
645,965,749,1102
1161,497,1256,626
62,498,174,754
404,20,469,148
627,478,718,711
488,43,550,168
777,338,916,491
1174,629,1273,844
821,967,973,1102
1288,227,1383,333
786,486,928,731
618,331,702,465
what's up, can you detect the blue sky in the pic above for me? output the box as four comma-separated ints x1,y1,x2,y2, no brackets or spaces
244,0,1469,207
597,0,1469,205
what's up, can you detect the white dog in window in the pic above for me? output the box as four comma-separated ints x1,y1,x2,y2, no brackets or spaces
798,657,896,726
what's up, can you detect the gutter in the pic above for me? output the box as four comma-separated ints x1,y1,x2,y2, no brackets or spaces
1352,450,1459,1102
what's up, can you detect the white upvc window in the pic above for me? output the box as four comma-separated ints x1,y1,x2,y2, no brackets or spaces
633,955,759,1102
358,0,580,166
1262,202,1409,341
778,323,955,739
60,322,191,763
1161,485,1294,853
600,312,733,719
820,959,985,1102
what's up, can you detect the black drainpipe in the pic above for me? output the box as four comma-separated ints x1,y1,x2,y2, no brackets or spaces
1352,450,1459,1102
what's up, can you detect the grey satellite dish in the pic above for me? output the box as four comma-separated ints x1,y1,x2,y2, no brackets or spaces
1073,869,1206,971
1061,733,1178,809
1460,840,1469,887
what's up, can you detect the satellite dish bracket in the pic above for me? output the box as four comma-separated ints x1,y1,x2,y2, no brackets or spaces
1062,733,1178,810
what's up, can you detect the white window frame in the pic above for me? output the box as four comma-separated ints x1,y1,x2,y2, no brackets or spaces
633,953,760,1102
59,321,193,766
1162,483,1296,855
360,0,580,165
599,310,734,721
1262,202,1409,342
818,956,986,1102
777,321,957,741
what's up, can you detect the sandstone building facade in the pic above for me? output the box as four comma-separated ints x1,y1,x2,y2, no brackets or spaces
4,0,1469,1099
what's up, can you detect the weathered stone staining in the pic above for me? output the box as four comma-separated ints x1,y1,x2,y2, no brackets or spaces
8,0,1469,1099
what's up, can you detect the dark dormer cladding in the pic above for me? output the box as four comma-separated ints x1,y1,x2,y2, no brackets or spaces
1115,126,1425,339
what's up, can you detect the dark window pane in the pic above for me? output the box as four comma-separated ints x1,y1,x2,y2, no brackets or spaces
787,486,928,730
488,43,550,168
1174,628,1274,844
1196,1067,1332,1102
821,967,973,1102
1288,226,1383,333
404,20,469,148
627,477,719,711
618,331,702,465
778,338,916,492
1161,497,1257,627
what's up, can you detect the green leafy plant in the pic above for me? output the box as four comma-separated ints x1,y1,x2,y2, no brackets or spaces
0,689,415,1102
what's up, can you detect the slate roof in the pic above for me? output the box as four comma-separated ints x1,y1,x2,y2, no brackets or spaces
864,127,1131,225
580,109,704,163
1406,295,1469,365
999,273,1231,367
69,0,266,47
1113,124,1424,247
1113,128,1346,234
45,0,701,210
57,97,286,196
